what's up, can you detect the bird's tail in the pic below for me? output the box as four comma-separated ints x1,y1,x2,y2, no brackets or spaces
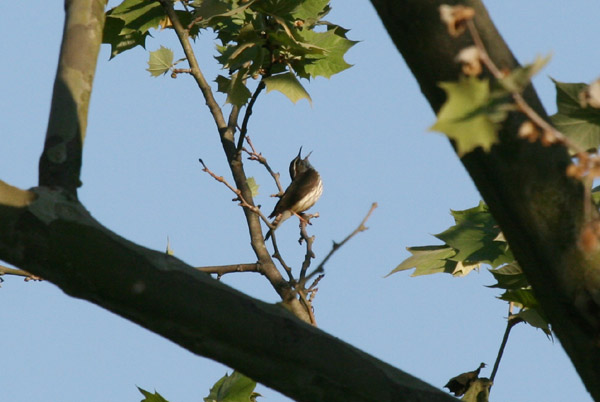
264,211,292,240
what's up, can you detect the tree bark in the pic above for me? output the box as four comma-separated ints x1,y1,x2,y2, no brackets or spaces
370,0,600,399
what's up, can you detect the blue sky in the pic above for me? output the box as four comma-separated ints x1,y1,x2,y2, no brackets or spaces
1,1,598,401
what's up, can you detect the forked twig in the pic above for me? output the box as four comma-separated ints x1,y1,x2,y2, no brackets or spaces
300,203,378,287
198,158,271,225
243,136,285,195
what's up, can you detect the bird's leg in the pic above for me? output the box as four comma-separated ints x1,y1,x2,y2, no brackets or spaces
294,212,320,226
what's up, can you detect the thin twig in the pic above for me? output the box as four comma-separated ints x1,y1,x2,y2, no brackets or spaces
198,158,272,225
172,68,192,75
299,217,316,281
269,232,295,282
307,274,325,303
298,289,317,326
196,263,261,279
490,303,523,383
243,136,285,194
237,79,267,152
0,265,42,281
301,203,378,287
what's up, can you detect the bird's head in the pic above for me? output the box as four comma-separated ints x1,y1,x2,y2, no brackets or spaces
289,147,314,179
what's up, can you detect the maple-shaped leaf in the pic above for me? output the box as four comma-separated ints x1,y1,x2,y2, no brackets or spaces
215,69,252,106
192,0,256,27
147,46,174,77
204,371,257,402
253,0,298,16
264,73,312,105
387,245,457,277
431,76,498,156
291,0,330,24
138,387,170,402
435,202,512,267
550,79,600,151
487,263,528,290
517,308,552,337
110,0,165,35
499,288,539,309
296,28,357,79
103,15,149,59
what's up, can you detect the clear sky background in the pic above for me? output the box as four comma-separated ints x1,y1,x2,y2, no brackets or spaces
1,1,598,401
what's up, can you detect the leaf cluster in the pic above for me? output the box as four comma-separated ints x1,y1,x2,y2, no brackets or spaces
138,371,257,402
388,202,550,335
103,0,356,105
431,56,551,156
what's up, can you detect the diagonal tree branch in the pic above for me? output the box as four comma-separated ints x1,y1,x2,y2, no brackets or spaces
370,0,600,398
38,0,106,197
0,185,455,402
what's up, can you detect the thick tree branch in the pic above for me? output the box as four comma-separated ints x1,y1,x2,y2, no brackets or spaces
371,0,600,398
0,187,455,402
38,0,106,196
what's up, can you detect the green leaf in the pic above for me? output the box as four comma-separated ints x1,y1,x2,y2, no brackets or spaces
103,15,149,59
147,46,174,77
488,263,528,290
138,387,170,402
253,0,298,16
550,79,600,151
430,76,499,156
451,261,481,277
499,288,539,309
435,202,512,267
110,0,165,35
517,309,551,336
192,0,256,27
461,378,492,402
498,54,551,94
204,371,257,402
246,177,259,197
296,28,357,79
291,0,330,22
264,73,312,104
387,245,457,277
215,69,252,106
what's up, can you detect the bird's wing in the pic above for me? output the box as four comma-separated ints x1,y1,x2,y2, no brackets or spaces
269,170,320,218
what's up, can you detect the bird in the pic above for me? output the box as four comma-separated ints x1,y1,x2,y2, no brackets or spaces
444,362,486,397
265,147,323,240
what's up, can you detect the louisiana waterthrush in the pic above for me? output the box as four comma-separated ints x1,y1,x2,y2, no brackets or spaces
265,147,323,239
